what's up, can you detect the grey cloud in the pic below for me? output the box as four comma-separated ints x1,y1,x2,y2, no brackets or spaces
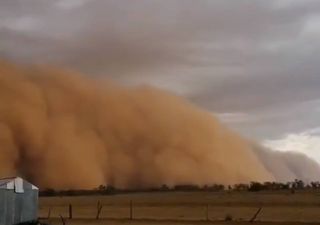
219,99,320,140
1,0,318,71
2,0,320,140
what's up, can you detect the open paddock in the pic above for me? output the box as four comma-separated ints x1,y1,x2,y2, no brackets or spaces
39,191,320,225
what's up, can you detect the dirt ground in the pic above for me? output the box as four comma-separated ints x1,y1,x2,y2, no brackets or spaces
39,191,320,225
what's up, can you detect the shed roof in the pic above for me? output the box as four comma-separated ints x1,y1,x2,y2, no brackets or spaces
0,177,38,193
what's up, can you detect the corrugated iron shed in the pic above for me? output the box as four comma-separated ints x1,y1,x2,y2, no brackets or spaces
0,177,38,225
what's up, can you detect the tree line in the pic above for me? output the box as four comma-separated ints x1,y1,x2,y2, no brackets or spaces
40,179,320,196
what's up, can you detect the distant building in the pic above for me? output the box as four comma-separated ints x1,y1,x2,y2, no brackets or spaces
0,177,38,225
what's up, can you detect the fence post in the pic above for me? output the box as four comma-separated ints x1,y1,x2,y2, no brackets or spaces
60,215,66,225
205,204,209,221
47,207,51,219
249,207,262,223
69,204,73,219
130,200,133,220
96,201,103,220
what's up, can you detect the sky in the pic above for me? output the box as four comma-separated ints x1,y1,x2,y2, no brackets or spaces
1,0,320,162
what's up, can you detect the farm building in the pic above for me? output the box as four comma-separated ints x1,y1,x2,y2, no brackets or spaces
0,177,38,225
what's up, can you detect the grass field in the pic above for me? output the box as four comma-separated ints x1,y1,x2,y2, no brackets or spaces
39,191,320,225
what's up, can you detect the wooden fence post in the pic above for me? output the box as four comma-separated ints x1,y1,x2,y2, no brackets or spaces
96,201,103,219
47,207,51,219
249,207,262,223
60,215,66,225
130,200,133,220
69,204,73,219
205,204,209,221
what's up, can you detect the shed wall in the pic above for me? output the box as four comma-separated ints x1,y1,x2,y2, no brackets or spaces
0,180,38,225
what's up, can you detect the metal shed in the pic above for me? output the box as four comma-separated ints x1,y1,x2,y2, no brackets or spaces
0,177,38,225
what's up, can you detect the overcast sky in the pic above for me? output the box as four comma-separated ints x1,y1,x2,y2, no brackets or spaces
1,0,320,161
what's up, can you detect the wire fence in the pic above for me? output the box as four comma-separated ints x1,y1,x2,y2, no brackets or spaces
40,202,263,221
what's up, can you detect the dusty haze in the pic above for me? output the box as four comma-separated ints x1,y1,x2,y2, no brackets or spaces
0,61,319,189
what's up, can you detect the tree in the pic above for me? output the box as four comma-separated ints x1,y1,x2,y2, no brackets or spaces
248,182,263,192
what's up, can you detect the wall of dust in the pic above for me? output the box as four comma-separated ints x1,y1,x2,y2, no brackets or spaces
0,61,276,189
1,61,317,189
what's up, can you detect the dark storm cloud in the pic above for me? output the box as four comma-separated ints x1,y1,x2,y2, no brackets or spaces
1,0,320,139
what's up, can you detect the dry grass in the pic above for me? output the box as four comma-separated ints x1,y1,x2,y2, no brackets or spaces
39,191,320,225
